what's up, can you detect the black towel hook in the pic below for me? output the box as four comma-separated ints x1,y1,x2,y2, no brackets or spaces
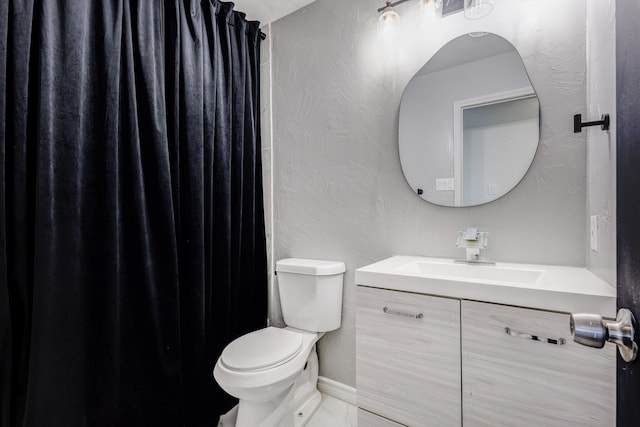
574,113,610,133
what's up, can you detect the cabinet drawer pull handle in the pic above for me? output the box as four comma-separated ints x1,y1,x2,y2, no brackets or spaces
505,327,565,345
383,306,424,319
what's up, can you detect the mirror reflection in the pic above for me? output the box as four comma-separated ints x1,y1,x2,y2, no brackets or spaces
399,33,540,207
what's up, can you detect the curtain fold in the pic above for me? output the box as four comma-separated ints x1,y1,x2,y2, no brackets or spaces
0,0,267,425
164,0,267,420
1,1,39,426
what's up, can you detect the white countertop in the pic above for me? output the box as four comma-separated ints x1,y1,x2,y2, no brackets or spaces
355,256,616,317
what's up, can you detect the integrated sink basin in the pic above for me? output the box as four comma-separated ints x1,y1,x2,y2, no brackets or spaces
396,260,543,285
355,256,616,317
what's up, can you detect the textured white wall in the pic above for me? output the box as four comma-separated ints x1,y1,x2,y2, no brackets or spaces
586,1,616,286
234,0,320,25
269,0,588,387
260,24,282,327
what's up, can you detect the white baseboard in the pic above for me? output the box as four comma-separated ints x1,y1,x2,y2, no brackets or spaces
317,376,357,406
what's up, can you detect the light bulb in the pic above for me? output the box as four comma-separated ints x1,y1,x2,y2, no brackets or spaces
419,0,441,15
419,0,442,23
421,0,435,13
379,2,399,23
464,0,493,20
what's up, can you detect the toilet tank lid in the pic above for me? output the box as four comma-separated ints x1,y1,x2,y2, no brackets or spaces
276,258,345,276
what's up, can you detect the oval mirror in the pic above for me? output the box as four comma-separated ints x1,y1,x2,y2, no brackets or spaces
399,33,540,207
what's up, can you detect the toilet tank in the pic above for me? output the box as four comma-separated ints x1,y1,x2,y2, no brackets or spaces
275,258,345,332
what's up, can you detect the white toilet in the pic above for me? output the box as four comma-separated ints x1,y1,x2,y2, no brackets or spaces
213,258,345,427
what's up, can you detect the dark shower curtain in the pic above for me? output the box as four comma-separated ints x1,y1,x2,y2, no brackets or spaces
0,0,267,426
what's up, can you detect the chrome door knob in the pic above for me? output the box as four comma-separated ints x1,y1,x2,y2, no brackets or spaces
570,309,638,363
570,313,608,348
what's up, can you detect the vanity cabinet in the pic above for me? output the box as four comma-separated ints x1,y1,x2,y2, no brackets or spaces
356,286,461,426
357,408,405,427
356,286,616,427
461,300,615,427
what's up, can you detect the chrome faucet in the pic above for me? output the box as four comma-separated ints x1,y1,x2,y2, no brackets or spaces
455,228,494,265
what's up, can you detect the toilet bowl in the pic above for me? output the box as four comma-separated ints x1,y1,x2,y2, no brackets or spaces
214,327,318,402
213,258,345,427
214,327,322,426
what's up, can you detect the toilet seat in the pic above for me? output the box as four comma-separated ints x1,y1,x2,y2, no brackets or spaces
214,327,319,401
220,327,304,372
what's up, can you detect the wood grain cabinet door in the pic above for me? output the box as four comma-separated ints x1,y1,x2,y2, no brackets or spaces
356,286,461,426
461,300,615,427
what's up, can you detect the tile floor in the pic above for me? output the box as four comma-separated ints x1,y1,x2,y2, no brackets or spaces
307,393,357,427
218,393,357,427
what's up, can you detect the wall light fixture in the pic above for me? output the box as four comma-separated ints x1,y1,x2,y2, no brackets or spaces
464,0,494,20
377,0,441,21
377,0,494,21
378,0,402,23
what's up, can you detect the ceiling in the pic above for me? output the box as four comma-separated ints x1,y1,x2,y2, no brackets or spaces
232,0,319,25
